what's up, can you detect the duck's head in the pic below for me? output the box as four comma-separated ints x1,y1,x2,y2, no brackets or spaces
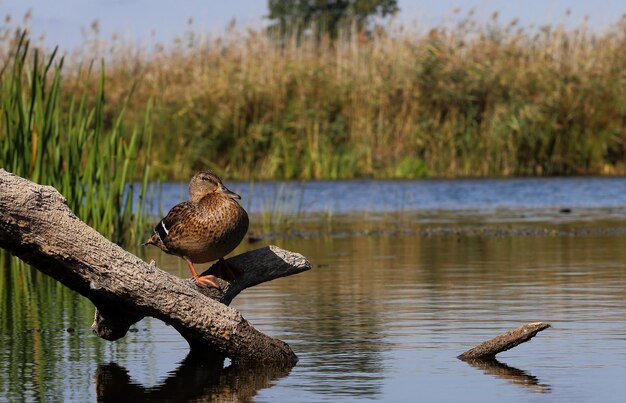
188,170,241,202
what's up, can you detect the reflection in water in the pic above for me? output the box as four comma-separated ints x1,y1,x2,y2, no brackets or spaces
234,234,626,401
460,357,551,393
0,254,99,401
4,229,626,401
95,353,293,402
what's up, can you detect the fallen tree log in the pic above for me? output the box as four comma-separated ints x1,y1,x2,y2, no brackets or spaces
0,169,311,364
458,322,550,360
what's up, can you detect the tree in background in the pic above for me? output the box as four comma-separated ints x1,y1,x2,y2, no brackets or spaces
267,0,398,40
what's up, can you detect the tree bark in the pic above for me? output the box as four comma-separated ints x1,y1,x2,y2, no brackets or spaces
0,169,311,364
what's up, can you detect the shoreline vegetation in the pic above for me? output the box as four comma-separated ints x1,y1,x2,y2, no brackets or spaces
61,11,626,179
0,34,152,245
2,11,626,182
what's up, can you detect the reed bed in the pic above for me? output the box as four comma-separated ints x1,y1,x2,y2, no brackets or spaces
4,11,626,181
65,12,625,180
0,33,152,245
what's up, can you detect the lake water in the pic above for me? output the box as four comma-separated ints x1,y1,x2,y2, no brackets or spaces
2,178,626,402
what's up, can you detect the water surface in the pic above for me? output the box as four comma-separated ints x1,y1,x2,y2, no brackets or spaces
152,176,626,220
2,178,626,401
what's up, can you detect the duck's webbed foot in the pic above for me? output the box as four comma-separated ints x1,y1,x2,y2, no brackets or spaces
185,257,221,289
194,274,220,288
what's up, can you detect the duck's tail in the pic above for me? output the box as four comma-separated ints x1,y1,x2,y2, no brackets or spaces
142,233,159,247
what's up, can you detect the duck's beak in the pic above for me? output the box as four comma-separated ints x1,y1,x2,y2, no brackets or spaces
220,185,241,199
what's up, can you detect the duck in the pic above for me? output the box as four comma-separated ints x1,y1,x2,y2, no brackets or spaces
144,170,249,287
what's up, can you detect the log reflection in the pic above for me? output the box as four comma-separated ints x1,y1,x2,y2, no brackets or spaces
95,352,293,402
460,357,550,393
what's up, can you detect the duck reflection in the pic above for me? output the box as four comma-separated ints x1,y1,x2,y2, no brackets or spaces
460,357,550,393
95,352,293,402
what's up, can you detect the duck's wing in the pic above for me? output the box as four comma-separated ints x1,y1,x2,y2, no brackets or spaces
153,201,196,242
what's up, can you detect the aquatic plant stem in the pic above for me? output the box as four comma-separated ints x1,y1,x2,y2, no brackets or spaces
0,170,311,363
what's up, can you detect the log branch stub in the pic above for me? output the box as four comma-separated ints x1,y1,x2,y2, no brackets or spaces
0,169,311,363
458,322,551,360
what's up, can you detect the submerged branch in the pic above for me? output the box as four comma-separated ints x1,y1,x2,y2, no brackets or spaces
458,322,551,360
0,169,311,363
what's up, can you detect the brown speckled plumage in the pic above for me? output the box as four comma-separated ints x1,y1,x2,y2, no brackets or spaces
144,171,249,279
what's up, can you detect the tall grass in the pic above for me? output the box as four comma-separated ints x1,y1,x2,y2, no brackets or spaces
4,11,626,180
0,33,152,245
69,12,624,180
